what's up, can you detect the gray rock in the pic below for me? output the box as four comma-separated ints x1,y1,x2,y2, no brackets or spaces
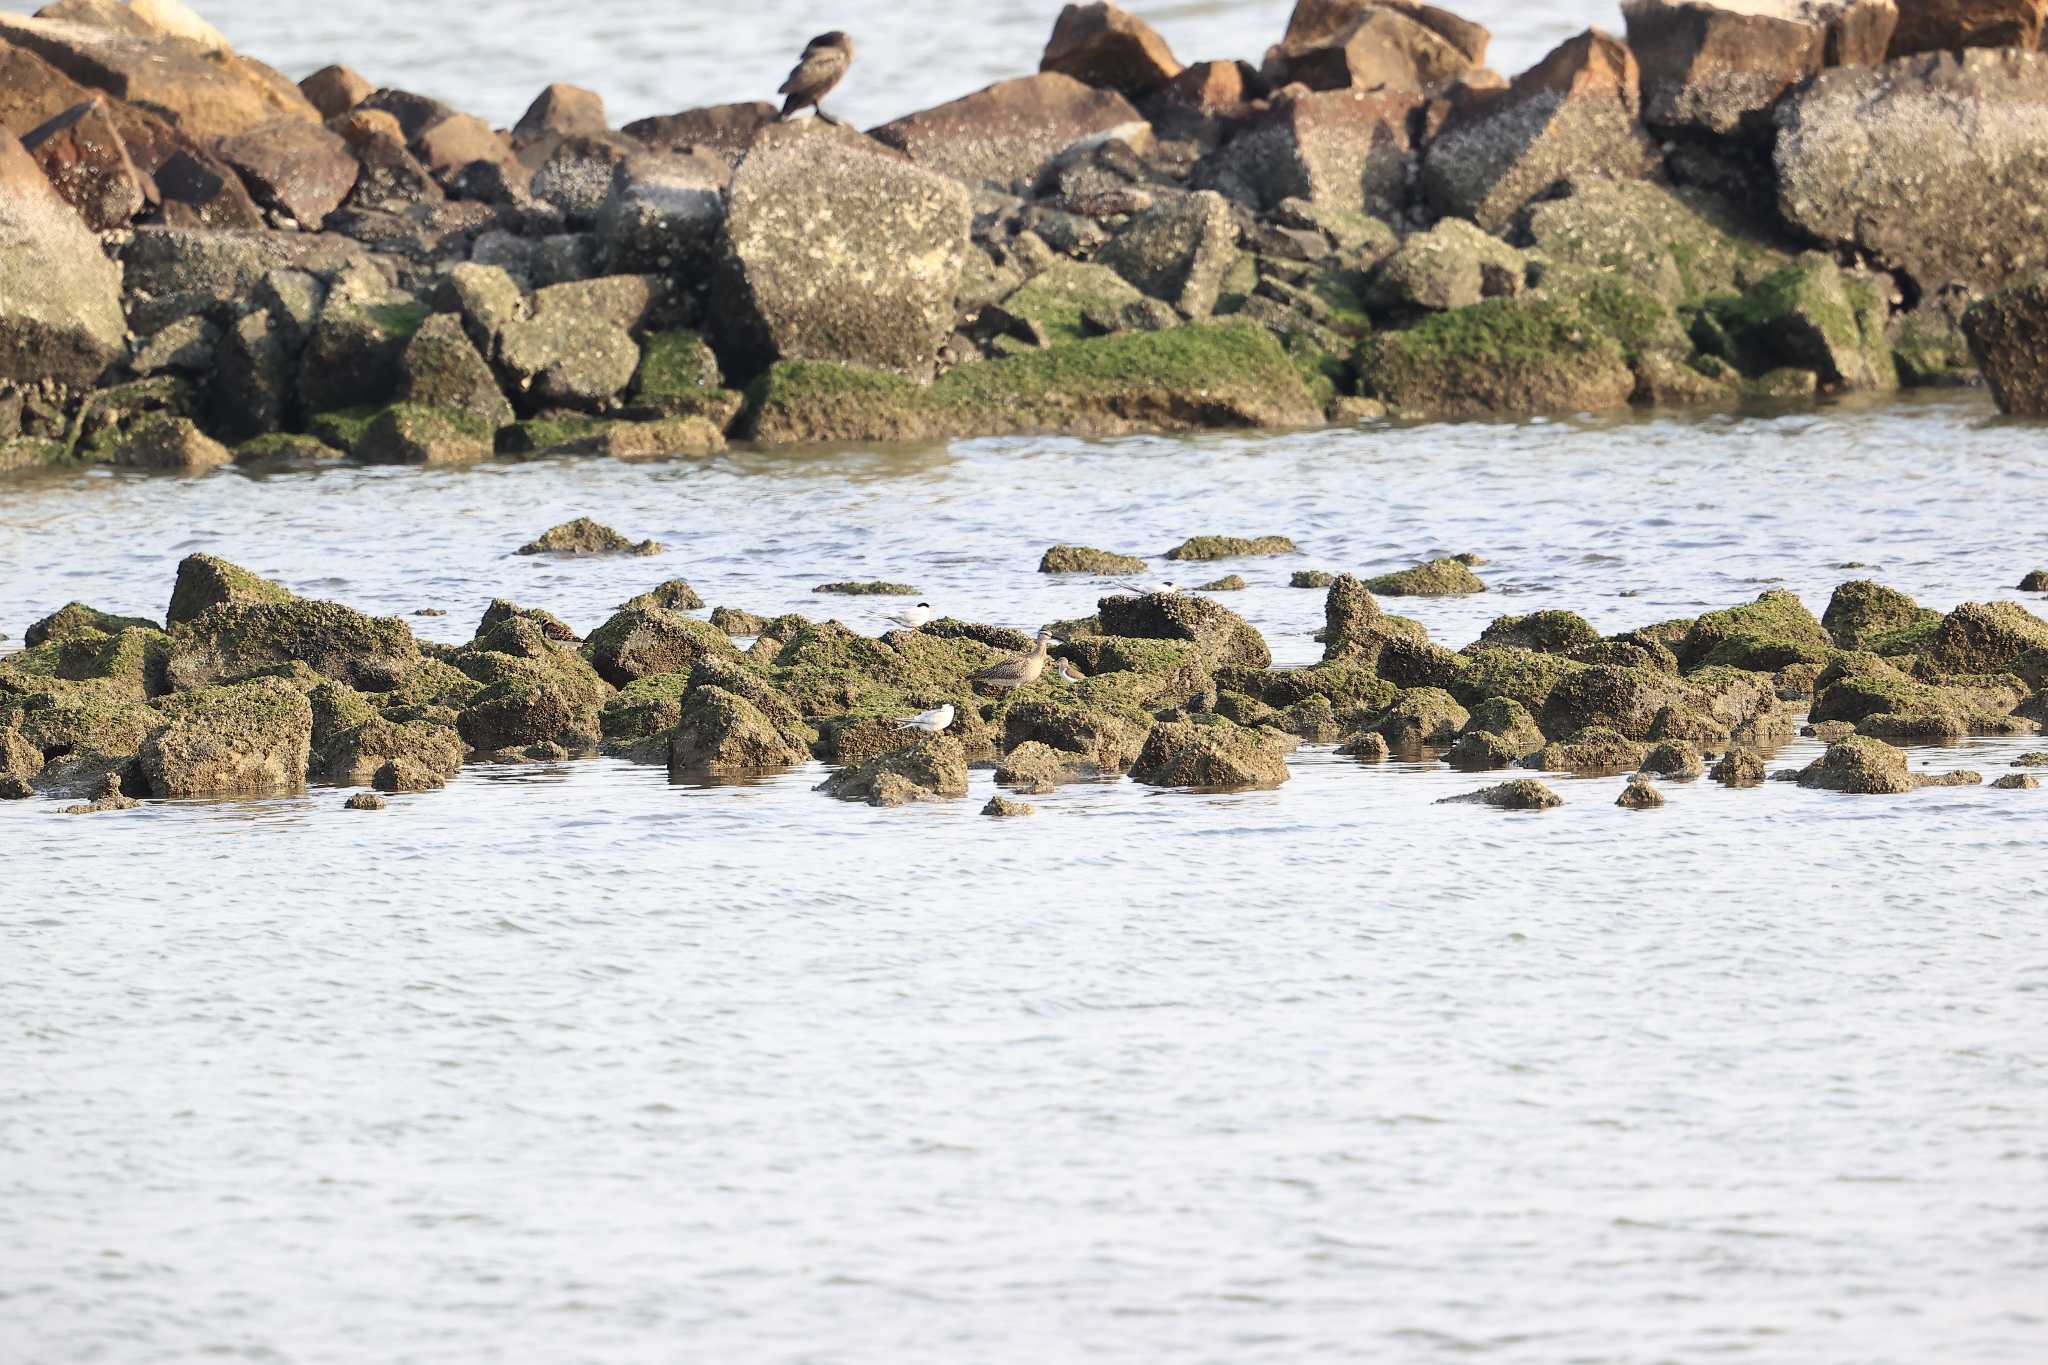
132,315,222,375
1198,87,1415,217
398,312,514,428
0,132,125,389
497,277,663,408
217,117,359,229
1624,0,1827,135
868,72,1144,190
1365,218,1526,311
1094,189,1236,317
1963,274,2048,416
713,120,970,381
207,310,291,440
1775,49,2048,295
529,134,629,226
109,414,233,471
596,150,726,276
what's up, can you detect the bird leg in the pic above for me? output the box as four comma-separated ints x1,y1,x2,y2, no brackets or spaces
815,108,847,128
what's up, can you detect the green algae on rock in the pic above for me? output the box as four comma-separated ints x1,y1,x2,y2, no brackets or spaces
1038,545,1148,575
1437,778,1562,810
816,734,969,806
812,581,921,596
1361,295,1635,417
1129,713,1292,789
1616,774,1666,808
1363,556,1486,597
517,517,664,557
138,676,313,798
1796,735,1913,795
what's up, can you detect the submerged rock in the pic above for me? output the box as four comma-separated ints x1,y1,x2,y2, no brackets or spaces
813,581,921,596
1710,746,1767,787
1797,734,1913,794
816,734,968,806
981,794,1037,817
344,791,386,809
138,676,313,798
1616,773,1665,808
1130,714,1292,789
1991,773,2039,790
517,518,664,557
1164,534,1297,561
1364,556,1487,596
1437,778,1562,810
1040,544,1148,574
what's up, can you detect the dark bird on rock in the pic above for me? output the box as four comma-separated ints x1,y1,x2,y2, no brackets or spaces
778,31,853,124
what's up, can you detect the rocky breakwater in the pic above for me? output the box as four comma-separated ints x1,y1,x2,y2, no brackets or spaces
7,545,2045,813
8,0,2048,472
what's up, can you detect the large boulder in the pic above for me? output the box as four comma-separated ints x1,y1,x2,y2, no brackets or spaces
596,150,726,277
397,312,513,428
1093,190,1237,318
514,83,608,139
18,97,145,230
670,685,810,772
1888,0,2045,53
1624,0,1829,135
868,73,1144,190
1129,714,1292,789
1796,734,1913,793
1265,1,1482,93
137,677,313,798
216,118,358,228
1041,2,1183,98
1962,275,2048,415
166,596,422,692
712,121,971,381
1705,253,1897,390
0,131,124,388
816,734,969,805
0,12,317,141
583,606,741,687
1198,87,1416,216
1363,296,1636,416
1097,589,1272,669
494,278,650,410
620,101,780,163
1421,29,1661,233
1522,178,1792,307
1775,49,2048,296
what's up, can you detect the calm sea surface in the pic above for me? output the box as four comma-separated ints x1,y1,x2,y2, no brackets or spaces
3,0,1619,129
3,394,2047,1362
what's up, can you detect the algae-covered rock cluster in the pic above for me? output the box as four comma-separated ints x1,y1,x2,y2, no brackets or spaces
9,553,2040,815
9,0,2048,480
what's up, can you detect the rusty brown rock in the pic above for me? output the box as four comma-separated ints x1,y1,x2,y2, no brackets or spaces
19,97,144,230
1269,5,1477,94
514,82,608,139
1889,0,2046,54
412,112,515,179
217,117,358,228
1421,28,1661,231
1159,60,1256,115
0,130,126,387
868,73,1145,189
299,64,372,119
0,13,318,141
333,108,443,213
1622,0,1826,135
1041,2,1184,98
152,146,265,228
619,102,781,164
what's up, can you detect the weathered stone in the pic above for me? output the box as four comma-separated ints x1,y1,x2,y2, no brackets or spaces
131,314,219,376
817,734,969,805
352,403,492,465
1888,0,2044,54
1822,579,1937,649
584,606,736,686
1364,295,1636,417
1268,4,1477,93
1523,177,1792,308
1421,29,1661,232
1097,589,1272,668
413,113,514,179
1616,773,1666,807
1796,734,1913,793
217,117,358,228
713,120,969,382
138,677,312,798
1093,189,1236,318
166,553,290,626
107,413,231,470
868,73,1145,189
594,148,727,276
1776,50,2048,296
1131,714,1291,788
0,131,125,388
518,516,662,557
1436,777,1561,809
1160,60,1255,116
1923,601,2048,675
333,109,441,214
297,298,424,414
1963,275,2048,416
1624,0,1827,135
619,101,779,162
18,96,143,230
1367,218,1527,311
1199,87,1415,216
398,312,514,428
496,282,642,409
671,685,810,772
1042,2,1184,98
527,133,629,225
514,83,607,140
299,64,371,120
0,14,315,142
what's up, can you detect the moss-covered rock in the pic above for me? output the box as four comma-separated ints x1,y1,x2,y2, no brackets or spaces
166,553,293,627
1710,747,1767,787
105,413,233,471
1472,610,1599,655
1164,534,1297,561
347,403,494,465
1678,589,1833,671
1459,695,1547,755
583,606,740,687
1808,651,2025,738
1436,778,1561,810
748,324,1323,445
138,677,313,798
1523,179,1792,309
495,414,613,455
24,603,161,648
1129,714,1292,790
815,734,968,806
398,312,514,429
327,715,464,787
998,261,1147,344
1923,601,2048,676
1364,556,1486,597
0,627,170,704
1796,735,1912,794
1821,580,1939,650
517,517,663,556
1361,295,1636,417
632,329,724,406
993,739,1086,794
598,672,692,751
451,616,611,753
1000,695,1153,773
1096,591,1271,670
1539,664,1702,742
620,579,705,613
1639,739,1704,780
1963,273,2048,415
1703,254,1896,391
1453,647,1589,715
710,606,770,636
167,598,421,693
1371,687,1469,748
1446,729,1521,770
671,685,811,772
813,581,920,596
1531,725,1648,773
1039,544,1148,574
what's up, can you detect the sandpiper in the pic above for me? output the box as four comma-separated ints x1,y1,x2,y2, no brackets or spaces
972,629,1055,691
778,31,853,124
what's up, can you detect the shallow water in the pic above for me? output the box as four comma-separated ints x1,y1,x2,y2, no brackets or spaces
2,0,1617,131
5,393,2048,1364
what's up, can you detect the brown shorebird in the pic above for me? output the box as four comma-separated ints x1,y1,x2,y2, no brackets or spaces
973,629,1056,692
778,31,854,124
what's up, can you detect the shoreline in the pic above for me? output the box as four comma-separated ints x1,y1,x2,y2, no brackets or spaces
5,0,2048,475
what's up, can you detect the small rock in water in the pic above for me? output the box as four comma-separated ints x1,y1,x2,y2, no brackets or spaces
1913,770,1982,789
345,792,387,810
1616,775,1665,809
61,774,139,815
1290,569,1336,589
413,607,447,616
1437,779,1561,811
1364,556,1487,597
2020,570,2048,592
621,579,706,612
1710,748,1766,788
1991,773,2039,790
1194,574,1246,591
517,518,664,556
1163,535,1297,561
710,605,769,635
2013,752,2048,767
982,795,1036,817
1638,741,1704,781
1337,731,1390,761
812,581,921,596
1039,545,1146,575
